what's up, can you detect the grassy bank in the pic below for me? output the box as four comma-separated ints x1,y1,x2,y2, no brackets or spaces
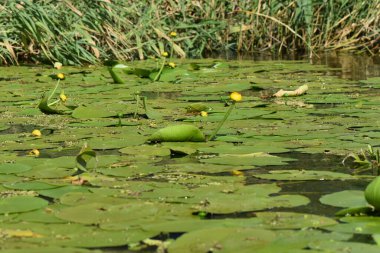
0,0,379,65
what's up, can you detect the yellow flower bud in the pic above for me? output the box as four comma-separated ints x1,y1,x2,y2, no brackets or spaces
231,170,244,176
59,90,67,102
161,51,168,57
31,129,42,137
28,149,40,157
230,92,242,102
168,62,176,68
169,31,177,37
200,111,208,117
57,73,65,80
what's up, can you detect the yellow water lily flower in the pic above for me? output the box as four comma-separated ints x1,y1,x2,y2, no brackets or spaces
230,92,242,102
57,73,65,80
59,90,67,102
231,170,244,176
168,62,176,68
28,149,40,157
200,111,208,117
169,31,177,37
161,51,169,57
31,129,42,137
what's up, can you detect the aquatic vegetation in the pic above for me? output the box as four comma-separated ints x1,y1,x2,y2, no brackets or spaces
0,58,380,251
343,145,380,175
38,72,73,115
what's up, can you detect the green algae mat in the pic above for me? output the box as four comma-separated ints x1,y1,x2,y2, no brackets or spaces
0,59,380,252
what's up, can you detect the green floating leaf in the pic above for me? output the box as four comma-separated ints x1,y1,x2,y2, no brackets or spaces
16,204,67,224
309,240,380,253
320,190,367,208
254,170,357,181
0,196,48,214
201,153,295,166
255,212,337,229
186,103,211,113
168,227,276,253
0,247,100,253
0,163,32,174
326,216,380,234
147,125,206,142
119,145,171,156
38,185,90,199
149,67,192,82
191,183,309,213
71,103,127,119
3,181,61,190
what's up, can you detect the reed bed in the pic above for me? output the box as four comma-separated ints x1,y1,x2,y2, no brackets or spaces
0,0,379,65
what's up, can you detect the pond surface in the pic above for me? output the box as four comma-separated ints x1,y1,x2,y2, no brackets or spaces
0,53,380,252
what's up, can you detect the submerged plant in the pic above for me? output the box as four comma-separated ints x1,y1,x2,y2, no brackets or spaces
38,73,73,114
343,145,380,175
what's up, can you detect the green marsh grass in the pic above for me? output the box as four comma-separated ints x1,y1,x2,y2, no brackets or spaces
0,0,379,65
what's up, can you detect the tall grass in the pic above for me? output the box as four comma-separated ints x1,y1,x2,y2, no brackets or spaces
0,0,379,65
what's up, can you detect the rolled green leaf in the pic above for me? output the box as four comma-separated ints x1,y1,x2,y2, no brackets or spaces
108,67,125,84
365,176,380,210
38,93,72,115
147,125,206,142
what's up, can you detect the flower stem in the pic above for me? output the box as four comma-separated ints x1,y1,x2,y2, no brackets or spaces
208,102,236,141
153,58,166,81
48,79,60,101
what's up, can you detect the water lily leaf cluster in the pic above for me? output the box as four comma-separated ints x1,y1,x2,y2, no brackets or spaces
0,58,379,251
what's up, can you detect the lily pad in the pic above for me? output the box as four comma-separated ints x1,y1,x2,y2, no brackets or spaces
201,153,295,166
0,163,32,174
168,227,276,253
0,196,48,214
254,170,358,181
319,190,367,208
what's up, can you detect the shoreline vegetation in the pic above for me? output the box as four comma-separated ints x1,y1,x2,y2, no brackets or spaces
0,0,379,65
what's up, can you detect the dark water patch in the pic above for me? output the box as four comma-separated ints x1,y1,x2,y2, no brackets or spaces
349,234,376,245
276,180,368,217
207,51,380,80
261,151,349,173
0,77,21,81
312,103,339,109
0,124,54,135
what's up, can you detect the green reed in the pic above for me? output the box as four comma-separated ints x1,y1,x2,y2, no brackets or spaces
0,0,379,65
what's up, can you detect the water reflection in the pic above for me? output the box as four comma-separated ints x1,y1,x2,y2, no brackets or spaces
207,51,380,80
312,52,380,80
